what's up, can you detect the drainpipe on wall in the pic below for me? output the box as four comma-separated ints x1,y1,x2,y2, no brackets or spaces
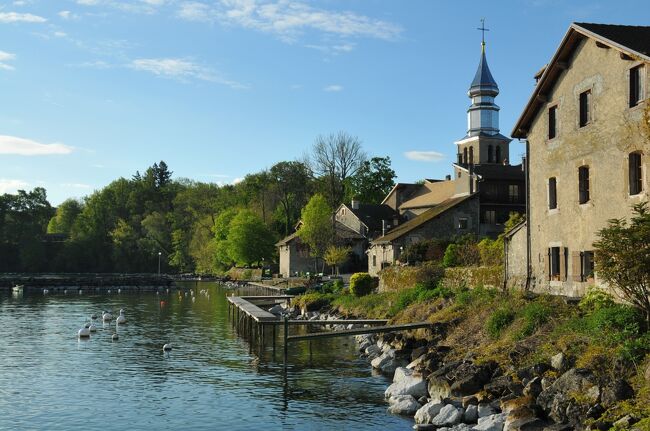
524,139,532,291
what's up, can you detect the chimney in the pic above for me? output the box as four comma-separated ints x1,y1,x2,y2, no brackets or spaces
351,199,359,210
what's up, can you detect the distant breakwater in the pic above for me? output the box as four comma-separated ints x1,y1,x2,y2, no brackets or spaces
0,273,175,291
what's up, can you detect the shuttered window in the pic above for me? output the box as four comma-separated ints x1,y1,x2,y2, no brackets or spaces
549,177,557,209
579,90,591,127
630,66,643,108
629,152,643,195
548,106,557,139
549,247,568,281
578,166,590,204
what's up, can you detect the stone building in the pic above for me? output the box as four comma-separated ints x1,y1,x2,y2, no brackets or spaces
367,39,525,276
509,23,650,295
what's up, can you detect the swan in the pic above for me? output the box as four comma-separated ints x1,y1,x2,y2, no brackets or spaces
78,324,91,338
112,333,119,341
116,309,126,324
102,310,113,321
43,289,49,294
162,343,172,351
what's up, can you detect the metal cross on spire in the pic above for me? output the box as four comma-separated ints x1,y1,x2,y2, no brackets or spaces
477,18,490,47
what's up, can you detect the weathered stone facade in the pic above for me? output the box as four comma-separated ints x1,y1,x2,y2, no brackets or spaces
504,221,528,290
512,23,650,295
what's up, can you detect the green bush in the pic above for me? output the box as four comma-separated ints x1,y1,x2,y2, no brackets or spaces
518,302,553,337
402,239,450,263
443,241,481,267
486,307,515,338
388,282,452,316
443,244,459,267
242,269,253,280
455,285,498,307
578,286,616,312
349,272,375,297
477,237,503,266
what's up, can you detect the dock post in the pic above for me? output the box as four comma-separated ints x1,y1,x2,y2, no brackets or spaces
272,323,276,356
283,316,289,366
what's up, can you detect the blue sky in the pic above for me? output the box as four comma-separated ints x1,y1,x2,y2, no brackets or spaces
0,0,646,204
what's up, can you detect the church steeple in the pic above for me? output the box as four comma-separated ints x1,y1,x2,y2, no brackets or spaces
466,20,501,137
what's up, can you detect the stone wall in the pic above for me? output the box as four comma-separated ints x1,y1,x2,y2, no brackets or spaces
440,266,503,290
505,222,528,290
378,263,502,292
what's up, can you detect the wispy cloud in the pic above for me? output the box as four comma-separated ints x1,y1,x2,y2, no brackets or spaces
404,150,445,162
0,51,16,70
0,11,47,23
205,173,230,178
75,0,165,14
0,179,28,194
323,84,343,92
58,10,79,20
130,57,248,88
61,182,92,189
0,135,73,155
176,0,402,42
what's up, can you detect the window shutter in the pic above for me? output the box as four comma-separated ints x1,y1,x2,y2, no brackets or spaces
547,248,552,281
571,251,582,282
560,247,567,282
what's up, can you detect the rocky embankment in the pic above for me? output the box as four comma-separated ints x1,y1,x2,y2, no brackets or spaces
355,332,640,431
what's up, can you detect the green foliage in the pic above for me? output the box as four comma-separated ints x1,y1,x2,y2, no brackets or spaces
443,237,481,268
47,199,83,235
486,307,516,338
320,279,345,294
477,237,503,266
518,302,553,338
345,156,396,205
297,194,333,259
389,282,452,316
595,202,650,322
578,286,616,312
402,239,449,263
349,272,375,297
443,244,460,267
226,209,276,266
324,245,351,275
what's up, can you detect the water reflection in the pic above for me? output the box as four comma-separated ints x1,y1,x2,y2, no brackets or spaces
0,282,412,430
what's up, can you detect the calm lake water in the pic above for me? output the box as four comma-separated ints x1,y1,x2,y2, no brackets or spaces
0,282,412,430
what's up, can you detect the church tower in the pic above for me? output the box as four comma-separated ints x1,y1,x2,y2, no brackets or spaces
455,23,511,175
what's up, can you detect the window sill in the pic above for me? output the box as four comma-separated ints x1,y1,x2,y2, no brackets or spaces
628,100,646,112
548,208,559,214
550,280,564,287
628,192,645,200
579,201,593,208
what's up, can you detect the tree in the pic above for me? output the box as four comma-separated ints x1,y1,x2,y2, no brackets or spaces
324,245,351,275
346,156,396,204
226,209,275,266
47,199,83,235
594,202,650,324
297,194,334,270
310,131,366,207
269,161,312,236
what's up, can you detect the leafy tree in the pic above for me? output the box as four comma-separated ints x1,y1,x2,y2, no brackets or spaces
226,209,275,266
310,131,366,207
346,156,396,204
270,161,312,236
213,208,239,269
594,203,650,324
297,194,334,270
47,199,83,235
324,245,351,275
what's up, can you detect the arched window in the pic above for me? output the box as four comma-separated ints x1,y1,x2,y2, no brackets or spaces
463,148,468,164
487,145,494,163
495,146,502,163
469,147,474,165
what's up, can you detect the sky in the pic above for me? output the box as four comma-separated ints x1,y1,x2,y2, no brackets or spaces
0,0,647,205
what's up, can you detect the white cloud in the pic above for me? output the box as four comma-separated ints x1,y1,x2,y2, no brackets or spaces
0,12,47,23
176,0,402,42
0,179,29,193
13,1,29,6
324,84,342,92
58,10,79,20
61,183,92,189
76,0,100,5
130,57,248,89
54,31,67,38
0,135,73,155
404,151,445,162
0,51,16,70
232,177,244,184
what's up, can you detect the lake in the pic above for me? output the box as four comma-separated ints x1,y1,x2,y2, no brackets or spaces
0,282,412,430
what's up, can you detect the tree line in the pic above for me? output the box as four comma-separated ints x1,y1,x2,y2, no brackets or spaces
0,132,396,274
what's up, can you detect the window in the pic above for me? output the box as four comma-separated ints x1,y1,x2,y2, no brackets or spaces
581,251,595,281
469,147,474,165
549,246,567,281
482,210,496,224
488,145,494,163
495,146,502,163
458,218,468,230
463,148,468,164
372,255,376,267
508,184,520,203
578,166,590,204
548,106,557,139
630,65,644,108
579,90,591,127
629,152,643,195
549,177,557,209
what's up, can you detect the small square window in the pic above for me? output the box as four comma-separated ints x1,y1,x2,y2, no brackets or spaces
482,210,496,225
508,184,520,203
458,218,468,230
579,90,591,127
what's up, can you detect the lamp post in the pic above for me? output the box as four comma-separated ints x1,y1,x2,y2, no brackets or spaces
157,251,161,277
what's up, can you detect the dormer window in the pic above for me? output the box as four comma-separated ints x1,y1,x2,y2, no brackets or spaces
579,90,591,127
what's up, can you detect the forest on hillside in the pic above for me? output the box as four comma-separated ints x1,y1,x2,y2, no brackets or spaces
0,132,396,274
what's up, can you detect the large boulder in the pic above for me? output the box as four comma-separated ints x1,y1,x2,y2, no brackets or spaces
371,349,404,374
414,401,445,424
550,352,571,373
484,375,522,399
463,404,478,424
450,361,499,397
385,367,428,399
387,395,420,416
537,368,600,425
428,376,452,404
600,379,634,408
431,404,463,427
473,413,507,431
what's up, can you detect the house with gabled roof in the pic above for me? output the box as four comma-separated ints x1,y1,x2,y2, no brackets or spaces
508,23,650,295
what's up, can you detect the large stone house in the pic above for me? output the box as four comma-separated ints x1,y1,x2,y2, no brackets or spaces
507,23,650,295
367,40,525,276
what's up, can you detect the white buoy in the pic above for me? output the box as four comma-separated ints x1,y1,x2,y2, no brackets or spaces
116,309,126,324
162,343,172,351
78,324,91,338
89,322,97,332
112,333,119,341
107,289,111,294
118,289,121,294
102,311,113,321
43,289,49,294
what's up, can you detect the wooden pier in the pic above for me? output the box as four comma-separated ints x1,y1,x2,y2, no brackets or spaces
227,294,432,364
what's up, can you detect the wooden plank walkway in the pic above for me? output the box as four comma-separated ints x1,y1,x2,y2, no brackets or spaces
227,296,277,322
287,322,433,342
240,295,294,300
